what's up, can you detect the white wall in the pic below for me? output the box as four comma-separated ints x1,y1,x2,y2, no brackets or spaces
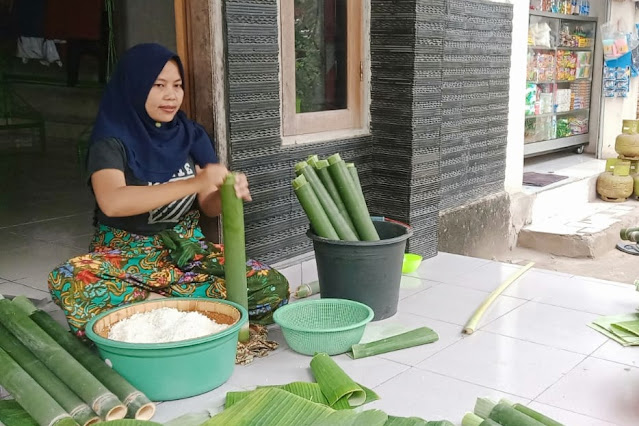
599,1,639,158
585,0,607,156
498,0,527,193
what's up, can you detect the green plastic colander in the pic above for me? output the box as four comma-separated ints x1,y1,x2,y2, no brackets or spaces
273,298,374,356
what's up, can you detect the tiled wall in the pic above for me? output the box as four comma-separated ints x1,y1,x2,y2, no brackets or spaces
225,0,373,264
439,0,512,210
223,0,512,264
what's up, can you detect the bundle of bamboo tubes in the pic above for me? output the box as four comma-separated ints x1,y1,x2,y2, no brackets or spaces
0,295,155,426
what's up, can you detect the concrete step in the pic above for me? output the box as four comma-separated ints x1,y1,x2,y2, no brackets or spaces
518,173,639,258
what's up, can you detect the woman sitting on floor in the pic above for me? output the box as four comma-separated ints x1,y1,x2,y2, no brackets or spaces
48,43,289,337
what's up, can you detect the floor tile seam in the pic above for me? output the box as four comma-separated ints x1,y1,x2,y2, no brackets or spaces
476,299,531,330
528,299,625,317
528,399,624,426
400,280,441,295
479,328,598,357
568,276,636,289
587,340,607,357
586,354,639,370
395,309,469,328
484,298,614,321
394,332,466,366
2,279,50,293
0,276,29,283
365,363,412,390
529,268,575,279
529,355,589,403
0,213,87,230
425,281,543,303
13,233,93,244
409,364,534,401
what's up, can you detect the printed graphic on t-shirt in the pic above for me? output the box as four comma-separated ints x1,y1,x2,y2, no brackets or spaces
148,162,196,224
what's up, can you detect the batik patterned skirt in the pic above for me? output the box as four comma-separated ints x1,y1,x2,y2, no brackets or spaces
48,211,290,337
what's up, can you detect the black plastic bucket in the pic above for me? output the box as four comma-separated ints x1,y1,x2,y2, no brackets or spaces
307,220,413,321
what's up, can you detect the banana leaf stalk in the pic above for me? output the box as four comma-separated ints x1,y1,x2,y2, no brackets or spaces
295,161,358,241
0,299,126,420
350,327,439,359
293,174,339,240
498,399,564,426
220,173,250,343
0,323,99,426
327,154,379,241
11,297,155,420
474,398,544,426
463,262,534,335
293,281,321,299
313,159,357,236
462,413,500,426
0,346,78,426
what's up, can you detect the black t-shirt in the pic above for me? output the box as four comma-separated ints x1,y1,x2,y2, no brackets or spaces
87,138,197,235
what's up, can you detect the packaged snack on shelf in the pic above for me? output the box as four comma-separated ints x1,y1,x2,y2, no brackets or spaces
525,84,537,116
556,89,572,112
539,92,554,114
526,51,538,81
556,117,572,138
569,116,589,135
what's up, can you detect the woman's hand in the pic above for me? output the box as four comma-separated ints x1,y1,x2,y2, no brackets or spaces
195,163,229,193
233,172,252,202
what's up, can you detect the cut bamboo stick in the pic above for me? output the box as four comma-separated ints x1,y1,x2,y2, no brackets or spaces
463,262,534,335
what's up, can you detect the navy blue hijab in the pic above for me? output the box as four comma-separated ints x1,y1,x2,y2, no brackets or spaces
90,43,217,182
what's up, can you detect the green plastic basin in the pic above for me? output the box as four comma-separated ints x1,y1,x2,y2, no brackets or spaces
85,298,247,401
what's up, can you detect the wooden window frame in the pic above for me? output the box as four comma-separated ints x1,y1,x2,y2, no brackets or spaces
174,0,193,117
280,0,364,138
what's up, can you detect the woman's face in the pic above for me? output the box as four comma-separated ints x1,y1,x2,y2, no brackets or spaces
145,60,184,123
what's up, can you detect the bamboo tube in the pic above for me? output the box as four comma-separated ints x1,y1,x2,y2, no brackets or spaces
0,346,78,426
0,323,99,426
293,174,339,239
0,299,126,420
620,227,639,240
295,161,358,241
327,154,379,241
463,262,535,335
220,173,250,343
313,159,357,235
11,296,155,420
293,281,321,299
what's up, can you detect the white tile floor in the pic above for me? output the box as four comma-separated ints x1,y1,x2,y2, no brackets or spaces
150,253,639,425
2,223,639,424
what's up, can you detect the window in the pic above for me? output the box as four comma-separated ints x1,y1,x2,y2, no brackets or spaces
280,0,365,138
